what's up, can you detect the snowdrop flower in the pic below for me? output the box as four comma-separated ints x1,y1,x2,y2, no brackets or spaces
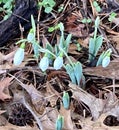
13,43,25,66
102,56,110,68
54,56,63,70
39,56,49,71
55,115,64,130
27,29,35,43
63,91,70,109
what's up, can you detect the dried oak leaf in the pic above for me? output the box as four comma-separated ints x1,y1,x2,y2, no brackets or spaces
0,51,15,64
65,14,88,37
59,106,74,130
0,77,12,101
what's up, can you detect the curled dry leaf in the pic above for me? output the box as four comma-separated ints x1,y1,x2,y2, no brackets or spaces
0,123,39,130
41,106,74,130
45,81,61,107
17,82,47,115
41,107,58,130
0,51,15,64
80,114,119,130
69,83,119,121
69,83,105,120
0,77,13,101
84,62,119,79
59,106,74,130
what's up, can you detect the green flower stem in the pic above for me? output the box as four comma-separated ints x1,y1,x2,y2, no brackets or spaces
94,26,97,41
20,42,25,49
59,47,73,67
38,46,56,58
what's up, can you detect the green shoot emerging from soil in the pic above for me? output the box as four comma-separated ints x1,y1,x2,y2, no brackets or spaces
38,0,56,13
89,16,103,63
14,15,85,87
0,0,14,20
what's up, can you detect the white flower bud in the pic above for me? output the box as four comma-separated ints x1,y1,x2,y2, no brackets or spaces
102,56,110,68
54,56,63,70
13,48,24,66
39,56,49,71
27,29,35,43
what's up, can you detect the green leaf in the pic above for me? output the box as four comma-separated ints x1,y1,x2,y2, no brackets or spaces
65,34,72,48
48,27,55,32
94,35,103,56
95,16,100,28
87,18,92,23
96,6,101,12
96,51,105,66
65,64,76,84
81,18,87,23
56,115,64,130
31,15,36,36
108,12,117,22
16,39,28,45
32,42,39,58
45,6,52,13
93,1,98,7
73,62,82,86
59,22,64,32
62,92,70,109
89,38,95,61
46,42,53,52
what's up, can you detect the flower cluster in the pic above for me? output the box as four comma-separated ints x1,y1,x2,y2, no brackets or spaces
39,55,63,71
13,43,25,66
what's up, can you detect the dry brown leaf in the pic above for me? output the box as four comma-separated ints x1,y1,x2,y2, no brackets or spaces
69,83,105,120
77,37,89,48
42,35,50,49
0,123,39,130
59,106,74,130
45,82,60,107
70,83,119,122
0,110,6,115
101,24,119,35
0,77,13,101
0,70,6,74
42,106,74,130
13,92,43,130
66,23,88,37
41,107,58,130
80,114,119,130
112,18,119,28
109,35,119,51
84,62,119,79
0,51,15,64
17,82,47,115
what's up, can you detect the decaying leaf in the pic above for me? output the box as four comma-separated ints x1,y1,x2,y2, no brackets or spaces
41,107,58,129
69,83,119,121
69,83,105,120
59,106,74,130
45,81,61,107
0,77,13,101
66,23,88,37
0,123,39,130
0,51,15,64
17,82,47,115
80,114,119,130
84,61,119,79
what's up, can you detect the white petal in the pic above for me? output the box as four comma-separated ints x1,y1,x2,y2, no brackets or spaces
102,56,110,68
13,48,24,66
54,56,63,70
27,32,35,43
39,57,49,71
